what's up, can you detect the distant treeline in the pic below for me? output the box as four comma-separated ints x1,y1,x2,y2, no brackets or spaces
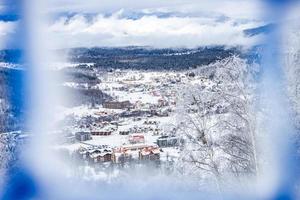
66,46,259,70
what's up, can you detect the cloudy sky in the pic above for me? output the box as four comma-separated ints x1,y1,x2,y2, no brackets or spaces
0,0,265,49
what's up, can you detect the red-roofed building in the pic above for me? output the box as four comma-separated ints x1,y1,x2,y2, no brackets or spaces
139,146,160,161
128,134,145,144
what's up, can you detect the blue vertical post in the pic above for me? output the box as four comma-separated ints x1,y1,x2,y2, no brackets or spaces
262,0,300,199
0,1,40,199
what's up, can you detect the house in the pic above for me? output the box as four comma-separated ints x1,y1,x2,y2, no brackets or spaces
103,100,132,109
128,134,145,144
156,135,180,147
78,146,113,163
120,110,145,118
89,149,113,163
75,131,92,141
144,120,158,125
91,130,112,136
121,143,152,151
139,146,160,161
119,131,130,135
112,148,133,163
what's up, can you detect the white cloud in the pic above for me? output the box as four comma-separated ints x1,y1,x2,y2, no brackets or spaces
48,0,263,21
0,20,18,49
47,13,262,49
0,0,265,49
44,0,264,48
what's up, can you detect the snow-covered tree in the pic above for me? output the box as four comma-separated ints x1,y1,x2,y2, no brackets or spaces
0,132,19,188
175,56,260,190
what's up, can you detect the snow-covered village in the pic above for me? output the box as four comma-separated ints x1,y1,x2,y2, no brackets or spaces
57,69,186,169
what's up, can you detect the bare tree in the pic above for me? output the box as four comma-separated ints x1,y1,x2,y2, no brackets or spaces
175,56,259,191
